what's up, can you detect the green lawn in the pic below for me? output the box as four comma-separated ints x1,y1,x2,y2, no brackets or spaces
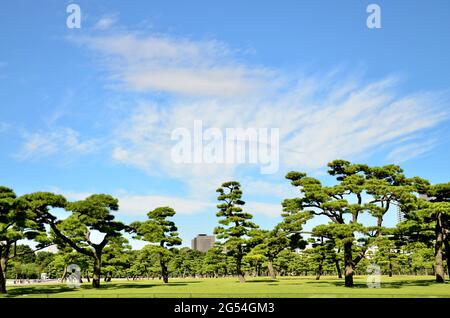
2,276,450,298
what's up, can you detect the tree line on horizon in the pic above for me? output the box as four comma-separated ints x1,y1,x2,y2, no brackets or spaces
0,159,449,293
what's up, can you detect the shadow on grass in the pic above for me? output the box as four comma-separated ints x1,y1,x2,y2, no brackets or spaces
3,281,201,297
245,279,279,283
305,279,440,289
3,285,75,298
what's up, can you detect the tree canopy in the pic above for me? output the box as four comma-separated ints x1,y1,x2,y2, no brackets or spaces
0,159,448,294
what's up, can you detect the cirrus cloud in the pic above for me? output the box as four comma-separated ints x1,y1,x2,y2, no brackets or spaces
28,30,449,198
73,33,273,97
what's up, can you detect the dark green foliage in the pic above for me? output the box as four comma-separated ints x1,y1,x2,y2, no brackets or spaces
0,159,448,293
283,160,426,287
0,188,53,293
130,207,182,283
401,182,450,282
22,192,126,288
214,181,258,283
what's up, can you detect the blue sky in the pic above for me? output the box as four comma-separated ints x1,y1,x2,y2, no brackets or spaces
1,1,449,248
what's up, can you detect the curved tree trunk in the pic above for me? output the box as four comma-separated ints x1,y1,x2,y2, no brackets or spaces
435,213,445,283
0,260,6,294
335,258,342,278
0,245,11,294
93,254,102,288
444,237,450,280
61,265,68,282
344,241,354,287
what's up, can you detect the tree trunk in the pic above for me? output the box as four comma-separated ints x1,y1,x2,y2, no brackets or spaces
267,259,276,279
335,258,342,278
376,216,383,237
0,257,6,294
160,258,169,284
0,245,10,294
435,213,445,283
236,245,245,283
343,241,354,287
0,272,5,294
93,255,102,288
104,271,112,282
444,239,450,280
236,255,245,283
388,256,393,277
61,265,68,282
316,260,323,280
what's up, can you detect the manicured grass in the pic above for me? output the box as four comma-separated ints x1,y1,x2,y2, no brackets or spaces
2,276,450,298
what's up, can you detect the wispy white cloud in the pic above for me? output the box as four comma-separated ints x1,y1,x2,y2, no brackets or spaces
280,80,447,169
60,189,212,216
242,179,298,199
17,127,99,160
118,194,213,216
387,138,437,163
0,122,10,133
74,33,274,97
53,188,278,218
94,15,118,30
64,30,449,197
108,75,447,179
245,201,283,218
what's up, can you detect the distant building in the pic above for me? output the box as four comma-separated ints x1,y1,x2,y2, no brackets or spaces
397,206,404,224
43,245,59,254
397,194,432,224
191,234,215,252
420,194,433,201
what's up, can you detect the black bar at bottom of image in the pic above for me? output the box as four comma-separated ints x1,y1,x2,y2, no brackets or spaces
0,298,446,316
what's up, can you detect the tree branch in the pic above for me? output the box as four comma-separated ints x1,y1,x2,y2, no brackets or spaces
9,243,54,260
49,222,94,257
